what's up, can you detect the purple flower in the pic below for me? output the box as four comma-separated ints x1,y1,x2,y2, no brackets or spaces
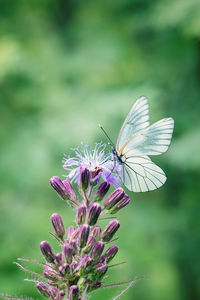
63,142,121,187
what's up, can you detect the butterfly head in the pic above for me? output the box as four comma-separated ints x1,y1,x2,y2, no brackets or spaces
112,148,126,164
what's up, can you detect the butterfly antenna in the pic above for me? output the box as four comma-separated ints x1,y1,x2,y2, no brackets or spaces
99,124,115,148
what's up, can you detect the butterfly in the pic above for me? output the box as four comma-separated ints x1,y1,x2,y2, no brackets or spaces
113,96,174,192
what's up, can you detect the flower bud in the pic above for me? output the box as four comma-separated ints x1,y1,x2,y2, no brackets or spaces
70,261,79,273
63,244,73,264
94,263,108,280
50,176,70,200
70,239,78,255
51,213,65,239
80,168,90,191
67,226,76,240
95,182,110,201
83,236,96,253
59,262,70,275
91,241,104,261
80,254,93,270
50,286,60,298
109,194,130,214
36,282,51,298
55,252,63,265
87,203,101,226
76,205,87,225
101,245,118,263
44,265,58,280
62,180,77,202
69,285,79,300
71,228,80,240
102,220,120,242
90,226,101,241
40,241,55,263
78,224,90,249
103,188,125,210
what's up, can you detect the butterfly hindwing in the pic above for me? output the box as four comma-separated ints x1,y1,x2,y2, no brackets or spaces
121,154,167,192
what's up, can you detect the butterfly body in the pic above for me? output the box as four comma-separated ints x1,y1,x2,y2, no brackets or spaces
114,96,174,192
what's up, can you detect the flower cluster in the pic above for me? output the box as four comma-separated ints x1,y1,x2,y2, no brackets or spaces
63,142,121,188
15,143,131,300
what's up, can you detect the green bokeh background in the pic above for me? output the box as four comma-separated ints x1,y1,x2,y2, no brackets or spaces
0,1,200,299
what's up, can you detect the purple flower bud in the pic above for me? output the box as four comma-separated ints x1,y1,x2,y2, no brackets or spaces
103,188,125,210
67,226,76,240
84,236,96,253
76,205,87,225
90,226,101,241
44,265,58,280
101,245,118,263
59,262,70,275
63,244,73,264
55,252,63,265
51,213,65,239
94,263,108,280
70,239,78,255
80,168,90,191
59,291,65,298
78,224,90,249
50,286,59,298
109,194,130,214
87,203,102,226
70,261,79,273
95,182,110,201
50,176,68,200
40,241,55,263
50,176,78,203
71,229,80,240
62,180,77,202
91,241,104,261
80,254,93,270
69,285,79,300
102,220,120,242
36,282,51,298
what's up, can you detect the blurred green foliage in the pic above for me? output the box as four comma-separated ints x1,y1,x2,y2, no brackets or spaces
0,0,200,299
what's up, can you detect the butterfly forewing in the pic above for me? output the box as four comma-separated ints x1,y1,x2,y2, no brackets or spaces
116,96,150,152
123,117,174,156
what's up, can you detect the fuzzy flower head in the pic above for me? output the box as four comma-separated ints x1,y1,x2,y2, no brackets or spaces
63,142,121,188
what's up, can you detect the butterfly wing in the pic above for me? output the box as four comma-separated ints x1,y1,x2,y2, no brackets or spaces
116,96,150,151
122,117,174,156
120,154,166,192
116,96,174,192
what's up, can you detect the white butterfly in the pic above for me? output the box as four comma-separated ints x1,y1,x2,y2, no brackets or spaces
113,96,174,192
